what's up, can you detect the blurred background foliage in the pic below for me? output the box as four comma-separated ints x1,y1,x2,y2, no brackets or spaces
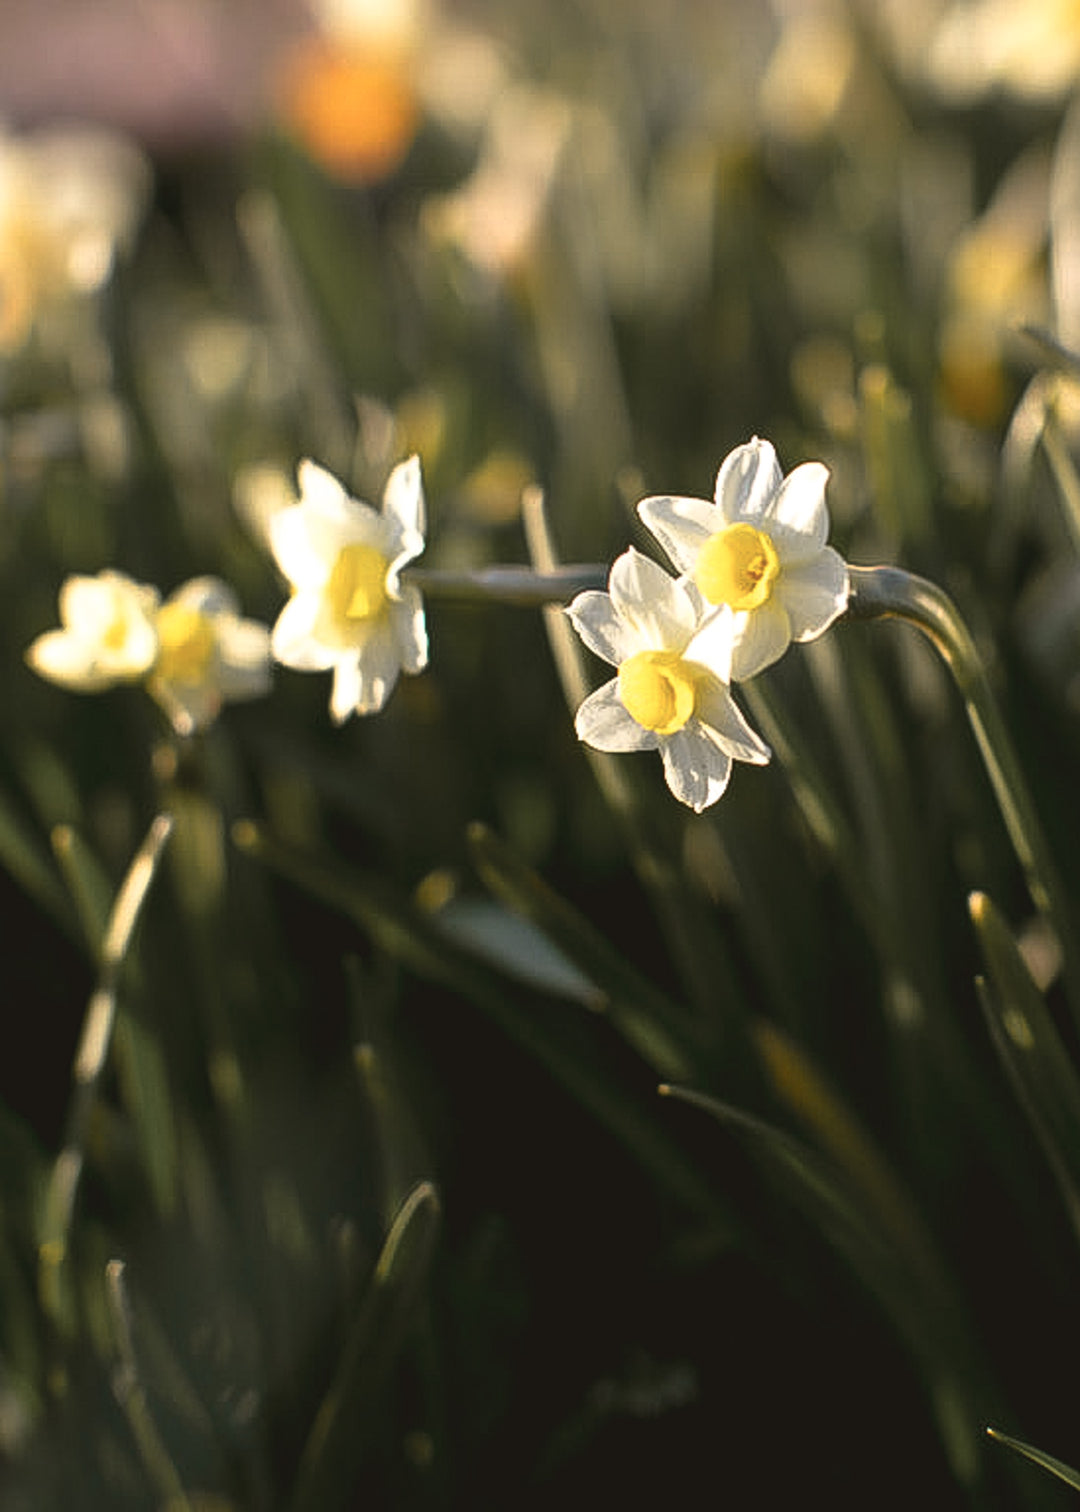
7,0,1080,1506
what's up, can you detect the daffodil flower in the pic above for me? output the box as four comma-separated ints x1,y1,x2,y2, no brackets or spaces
26,570,159,691
637,437,850,682
147,577,272,737
0,124,148,354
269,456,428,721
566,548,770,813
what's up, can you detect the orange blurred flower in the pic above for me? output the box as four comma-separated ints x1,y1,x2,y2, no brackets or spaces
275,36,420,183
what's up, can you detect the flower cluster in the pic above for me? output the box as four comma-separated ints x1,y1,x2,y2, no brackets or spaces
27,571,272,737
26,438,849,813
567,437,849,811
27,455,430,735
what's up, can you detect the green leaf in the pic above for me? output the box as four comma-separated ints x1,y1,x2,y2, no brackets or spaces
39,816,176,1330
234,822,735,1233
466,821,699,1082
51,824,114,956
970,890,1080,1244
290,1180,441,1512
0,781,72,933
660,1082,989,1489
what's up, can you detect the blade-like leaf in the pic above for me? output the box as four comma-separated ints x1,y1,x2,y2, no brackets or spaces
466,820,699,1082
290,1180,440,1512
987,1428,1080,1491
970,890,1080,1244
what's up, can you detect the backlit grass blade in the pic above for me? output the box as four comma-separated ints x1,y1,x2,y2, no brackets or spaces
290,1180,440,1512
969,891,1080,1244
38,815,175,1331
987,1428,1080,1491
0,782,73,933
848,565,1080,1027
660,1081,994,1490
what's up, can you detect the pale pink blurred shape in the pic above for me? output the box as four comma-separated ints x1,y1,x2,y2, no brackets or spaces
0,0,311,150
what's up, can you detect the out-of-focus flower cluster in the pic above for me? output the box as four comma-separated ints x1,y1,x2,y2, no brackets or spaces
26,454,432,733
26,570,272,737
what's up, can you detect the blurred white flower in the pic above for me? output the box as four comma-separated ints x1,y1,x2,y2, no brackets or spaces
270,456,428,721
0,123,148,354
26,570,159,691
637,438,849,682
567,548,770,813
423,84,572,280
147,578,272,737
928,0,1080,102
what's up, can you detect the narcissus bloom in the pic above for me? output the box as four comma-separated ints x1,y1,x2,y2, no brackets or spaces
0,123,148,354
270,457,428,721
567,548,770,813
147,577,272,736
27,570,272,734
638,437,849,682
26,570,159,690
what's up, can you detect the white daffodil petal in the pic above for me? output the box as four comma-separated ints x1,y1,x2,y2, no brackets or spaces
353,627,403,715
574,680,661,752
102,616,159,678
565,590,640,668
270,506,334,592
715,437,783,524
272,594,339,670
330,655,364,724
767,461,830,548
684,603,736,685
269,457,428,720
297,459,352,519
26,629,108,689
636,495,717,575
383,454,425,541
660,725,733,812
695,681,772,765
609,547,697,649
782,548,850,642
217,621,274,699
390,587,430,674
730,599,792,681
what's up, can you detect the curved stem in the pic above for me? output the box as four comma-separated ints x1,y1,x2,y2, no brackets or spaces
848,563,1080,1019
403,564,606,606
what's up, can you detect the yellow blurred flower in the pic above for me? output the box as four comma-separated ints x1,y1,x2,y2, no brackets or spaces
27,570,272,735
147,578,272,737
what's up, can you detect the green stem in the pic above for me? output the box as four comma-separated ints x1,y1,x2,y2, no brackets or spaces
847,563,1080,1019
404,564,606,606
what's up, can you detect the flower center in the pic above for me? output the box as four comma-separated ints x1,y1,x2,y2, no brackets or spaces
327,542,389,625
618,649,697,735
694,523,779,611
154,603,217,685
